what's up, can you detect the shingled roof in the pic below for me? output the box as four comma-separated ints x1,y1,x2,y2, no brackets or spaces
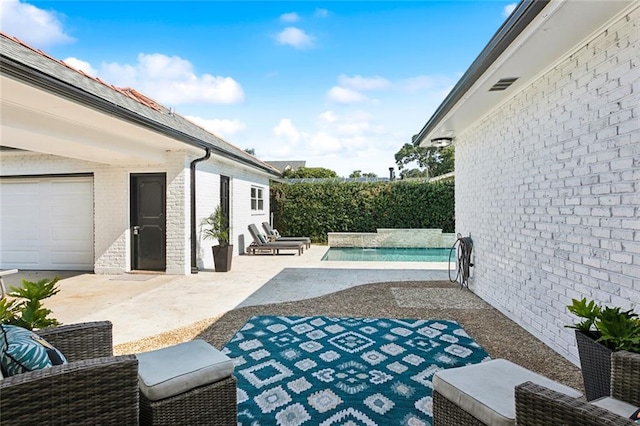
266,160,307,173
0,32,280,176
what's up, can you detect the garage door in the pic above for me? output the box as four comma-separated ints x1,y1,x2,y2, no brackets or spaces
0,176,94,270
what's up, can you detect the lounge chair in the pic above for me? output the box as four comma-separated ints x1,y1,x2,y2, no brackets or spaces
261,222,311,249
247,224,305,255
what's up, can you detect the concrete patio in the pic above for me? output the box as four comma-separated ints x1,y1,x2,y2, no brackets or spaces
3,246,451,345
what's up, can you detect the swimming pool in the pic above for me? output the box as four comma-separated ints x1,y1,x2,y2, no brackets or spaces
322,247,453,262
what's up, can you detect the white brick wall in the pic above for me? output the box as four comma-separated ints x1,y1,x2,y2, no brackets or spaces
1,149,272,275
195,155,271,270
455,7,639,365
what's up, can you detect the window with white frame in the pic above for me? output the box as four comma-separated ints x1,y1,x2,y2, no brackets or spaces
251,186,264,211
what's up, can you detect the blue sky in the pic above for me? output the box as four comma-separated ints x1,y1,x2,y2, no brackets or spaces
2,0,517,177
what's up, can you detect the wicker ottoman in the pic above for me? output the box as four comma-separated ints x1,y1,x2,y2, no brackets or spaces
136,340,237,426
432,359,582,426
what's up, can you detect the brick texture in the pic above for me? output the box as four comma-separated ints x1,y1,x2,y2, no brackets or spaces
455,7,639,364
195,156,271,270
0,150,273,275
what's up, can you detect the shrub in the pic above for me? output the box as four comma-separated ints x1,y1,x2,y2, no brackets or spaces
270,179,454,243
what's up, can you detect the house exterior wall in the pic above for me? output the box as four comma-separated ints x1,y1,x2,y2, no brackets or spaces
455,8,639,365
0,150,271,275
195,155,271,270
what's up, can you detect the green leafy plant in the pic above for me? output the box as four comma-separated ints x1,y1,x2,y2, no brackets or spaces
596,306,640,352
567,298,601,332
567,297,640,353
1,277,61,330
202,205,229,247
270,179,454,243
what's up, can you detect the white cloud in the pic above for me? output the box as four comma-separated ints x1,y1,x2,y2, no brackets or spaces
98,53,244,105
338,75,390,91
326,75,393,105
308,132,342,155
503,3,517,18
399,75,454,92
310,110,384,155
63,57,97,76
314,8,330,18
261,71,460,177
100,62,138,87
280,12,300,23
275,27,314,49
267,111,384,159
318,111,338,123
327,86,368,104
273,119,301,144
0,0,74,48
184,116,245,138
318,110,383,139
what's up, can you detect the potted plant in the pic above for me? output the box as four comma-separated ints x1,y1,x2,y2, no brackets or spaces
202,206,233,272
0,277,61,330
566,297,640,401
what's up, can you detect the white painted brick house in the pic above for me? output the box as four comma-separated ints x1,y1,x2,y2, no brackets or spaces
0,34,280,275
414,1,639,365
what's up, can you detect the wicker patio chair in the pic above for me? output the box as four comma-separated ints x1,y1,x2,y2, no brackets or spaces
0,321,139,426
515,350,640,426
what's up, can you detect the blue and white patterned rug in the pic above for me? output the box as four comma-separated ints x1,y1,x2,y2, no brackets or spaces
222,316,490,425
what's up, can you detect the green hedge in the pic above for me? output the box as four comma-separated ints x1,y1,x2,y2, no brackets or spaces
270,179,454,243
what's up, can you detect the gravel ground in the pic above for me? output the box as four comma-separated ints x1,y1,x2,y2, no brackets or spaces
115,280,584,392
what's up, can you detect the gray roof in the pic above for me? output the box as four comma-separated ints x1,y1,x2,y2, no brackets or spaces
0,33,280,176
266,160,307,173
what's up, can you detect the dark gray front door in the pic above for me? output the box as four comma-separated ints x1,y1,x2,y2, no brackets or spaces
131,173,166,271
220,175,230,234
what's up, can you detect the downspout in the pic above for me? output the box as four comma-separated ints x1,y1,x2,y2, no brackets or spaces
190,147,211,274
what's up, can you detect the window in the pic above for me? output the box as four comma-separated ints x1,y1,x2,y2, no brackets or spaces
251,186,264,211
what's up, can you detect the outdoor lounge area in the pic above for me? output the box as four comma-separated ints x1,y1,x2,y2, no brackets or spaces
2,260,639,425
1,0,638,424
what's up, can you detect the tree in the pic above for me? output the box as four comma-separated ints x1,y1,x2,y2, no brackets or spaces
245,148,256,156
394,143,454,178
349,170,377,178
400,168,429,179
281,167,338,179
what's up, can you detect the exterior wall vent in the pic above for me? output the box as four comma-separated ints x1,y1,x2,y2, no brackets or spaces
489,77,519,91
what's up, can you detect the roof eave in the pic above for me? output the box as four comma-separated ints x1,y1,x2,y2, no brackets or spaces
414,0,549,147
0,51,280,177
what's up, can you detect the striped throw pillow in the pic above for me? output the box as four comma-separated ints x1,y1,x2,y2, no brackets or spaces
0,324,67,377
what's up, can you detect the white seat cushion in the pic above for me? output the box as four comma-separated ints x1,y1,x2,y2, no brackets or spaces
591,396,638,418
136,340,234,402
433,359,582,426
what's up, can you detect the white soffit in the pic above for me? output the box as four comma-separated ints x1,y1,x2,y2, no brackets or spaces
0,75,198,165
426,0,634,143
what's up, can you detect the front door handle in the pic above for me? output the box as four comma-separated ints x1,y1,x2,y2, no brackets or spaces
133,226,140,236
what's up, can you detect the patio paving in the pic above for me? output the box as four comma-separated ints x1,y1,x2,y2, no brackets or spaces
3,245,585,392
4,245,450,345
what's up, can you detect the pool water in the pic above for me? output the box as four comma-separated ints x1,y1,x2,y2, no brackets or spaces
322,247,452,262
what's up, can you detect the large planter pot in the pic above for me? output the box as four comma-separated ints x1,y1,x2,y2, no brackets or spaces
575,329,613,401
212,245,233,272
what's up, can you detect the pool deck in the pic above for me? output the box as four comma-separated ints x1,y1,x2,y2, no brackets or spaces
4,245,453,345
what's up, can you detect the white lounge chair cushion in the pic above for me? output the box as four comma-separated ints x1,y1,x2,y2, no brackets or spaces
433,359,582,426
591,396,638,418
136,339,234,401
